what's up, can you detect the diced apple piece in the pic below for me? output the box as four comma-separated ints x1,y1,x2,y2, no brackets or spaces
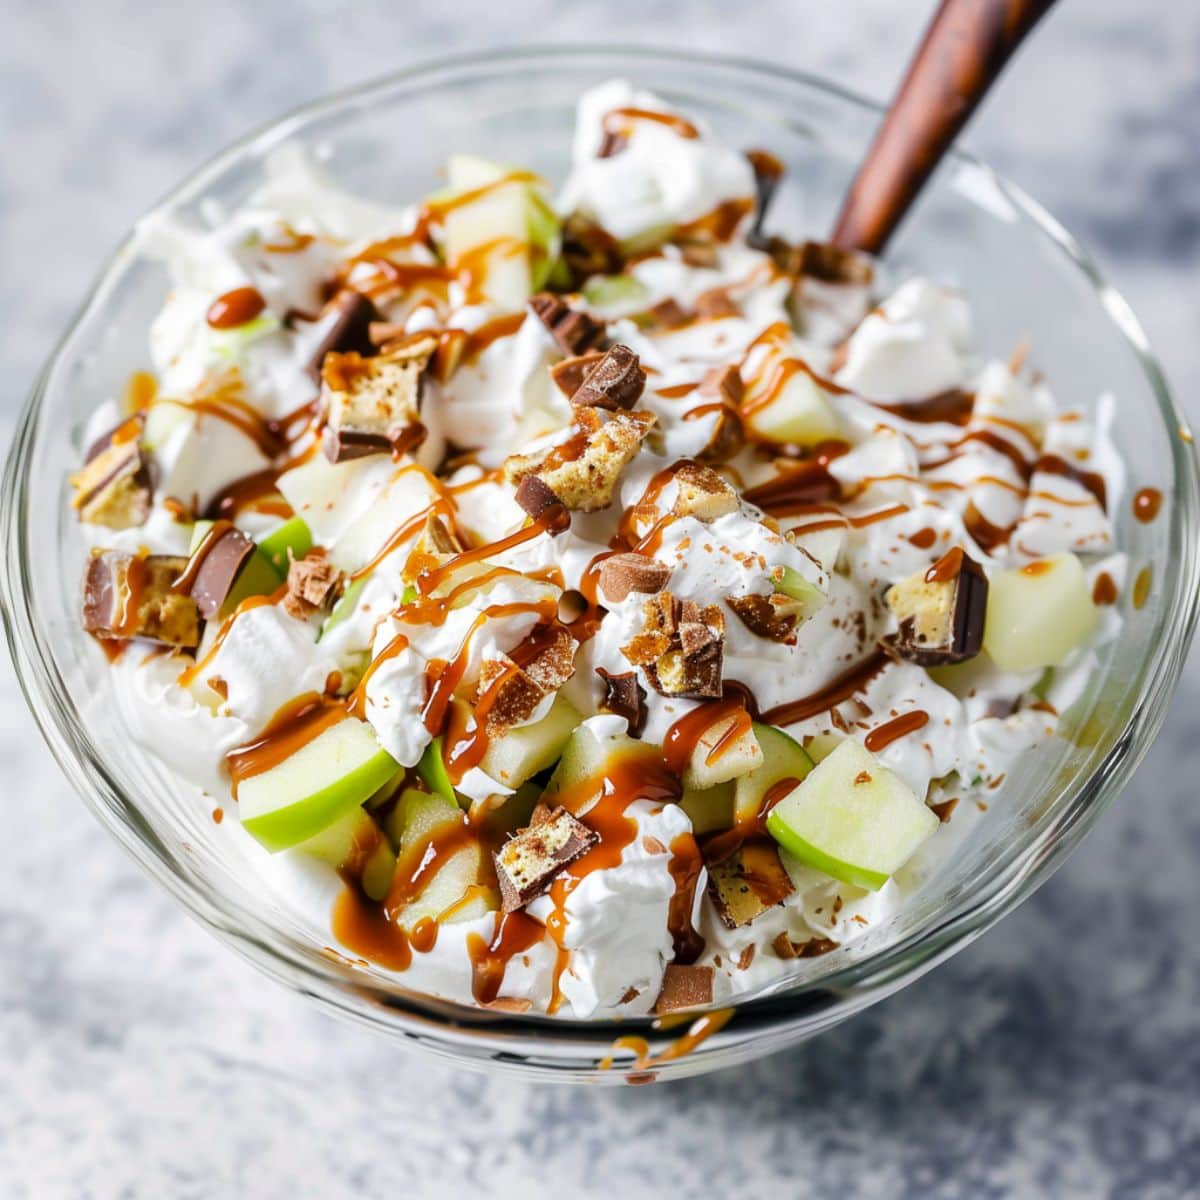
983,553,1098,672
442,155,560,309
765,739,938,891
188,519,283,618
238,718,401,852
803,733,842,764
683,711,763,791
472,782,541,842
582,274,649,310
743,363,841,447
680,781,734,835
319,576,366,640
788,525,846,572
733,722,814,825
276,455,380,543
479,696,581,790
417,736,459,806
296,805,395,901
257,516,313,575
329,471,436,575
543,725,664,815
772,565,828,619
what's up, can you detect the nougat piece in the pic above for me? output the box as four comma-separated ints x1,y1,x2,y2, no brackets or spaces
882,547,988,666
82,551,201,649
621,593,726,699
320,333,437,463
706,838,795,929
503,408,656,513
69,419,152,531
671,463,738,522
494,806,599,912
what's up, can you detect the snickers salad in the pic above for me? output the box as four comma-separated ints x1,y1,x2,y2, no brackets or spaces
71,80,1129,1019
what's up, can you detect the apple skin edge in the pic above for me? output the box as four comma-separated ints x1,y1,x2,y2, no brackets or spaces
417,737,458,807
240,746,401,853
765,810,891,892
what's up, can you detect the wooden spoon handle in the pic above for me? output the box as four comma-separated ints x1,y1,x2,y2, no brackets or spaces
831,0,1058,255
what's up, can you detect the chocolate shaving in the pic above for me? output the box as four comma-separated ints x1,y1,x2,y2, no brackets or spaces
569,344,646,411
304,290,381,385
283,552,340,619
596,667,647,737
772,933,840,960
745,149,785,248
494,807,599,912
653,964,715,1014
528,293,605,356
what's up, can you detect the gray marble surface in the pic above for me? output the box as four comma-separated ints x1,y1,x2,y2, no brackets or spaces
2,2,1198,1196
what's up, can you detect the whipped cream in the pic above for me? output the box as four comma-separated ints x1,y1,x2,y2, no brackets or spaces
70,80,1130,1020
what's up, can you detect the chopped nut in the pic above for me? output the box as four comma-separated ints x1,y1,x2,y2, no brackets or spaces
69,419,152,530
569,344,646,411
653,964,715,1013
528,293,606,355
283,552,340,618
672,463,738,521
82,551,201,649
494,807,598,911
320,333,437,463
707,839,794,929
597,553,671,604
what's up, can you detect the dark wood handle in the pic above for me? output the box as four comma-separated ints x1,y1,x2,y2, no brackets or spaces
831,0,1058,255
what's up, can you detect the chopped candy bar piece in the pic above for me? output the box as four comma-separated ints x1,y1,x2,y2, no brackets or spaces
882,547,988,666
282,552,340,619
82,551,201,649
69,419,152,530
304,290,381,384
550,351,606,399
653,963,715,1013
494,806,598,911
595,667,647,736
597,553,671,604
528,293,605,355
672,463,738,521
569,344,646,411
706,838,794,929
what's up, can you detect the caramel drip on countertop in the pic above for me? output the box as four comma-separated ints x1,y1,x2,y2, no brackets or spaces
225,693,348,796
864,709,930,752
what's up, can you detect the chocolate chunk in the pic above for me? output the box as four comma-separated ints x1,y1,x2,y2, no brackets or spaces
283,552,340,619
798,240,874,285
82,551,201,649
745,149,785,248
514,474,566,522
596,667,647,737
694,287,740,320
597,128,628,159
626,593,726,699
643,298,689,330
186,526,256,619
550,352,605,399
70,419,152,531
568,344,646,411
882,547,988,666
706,838,794,929
494,807,599,912
727,593,803,643
304,290,381,385
597,553,671,604
560,215,623,288
653,963,715,1014
772,933,839,960
321,427,395,461
528,293,605,356
698,365,744,407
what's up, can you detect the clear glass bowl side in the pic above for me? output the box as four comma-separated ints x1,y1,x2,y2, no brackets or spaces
3,48,1197,1083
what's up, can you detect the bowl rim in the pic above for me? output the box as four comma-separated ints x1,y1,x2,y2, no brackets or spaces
4,42,1199,1082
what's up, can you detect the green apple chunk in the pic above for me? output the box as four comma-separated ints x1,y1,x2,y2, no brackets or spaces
479,696,581,790
238,717,401,852
543,725,664,812
734,723,814,825
441,155,561,310
257,516,313,575
319,576,367,640
296,805,396,901
744,362,841,447
680,781,734,835
683,711,763,791
582,274,649,310
387,788,497,927
765,739,938,891
983,553,1098,672
417,737,459,807
772,565,828,619
188,519,284,617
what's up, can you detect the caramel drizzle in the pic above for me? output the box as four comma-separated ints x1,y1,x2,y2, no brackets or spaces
225,692,348,797
863,709,929,752
756,651,889,727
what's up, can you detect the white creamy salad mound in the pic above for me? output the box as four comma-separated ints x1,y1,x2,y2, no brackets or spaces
71,80,1131,1019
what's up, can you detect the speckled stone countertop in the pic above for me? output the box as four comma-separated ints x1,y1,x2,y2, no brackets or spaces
2,3,1198,1196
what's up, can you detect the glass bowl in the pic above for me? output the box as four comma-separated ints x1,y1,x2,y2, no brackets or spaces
3,46,1197,1084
